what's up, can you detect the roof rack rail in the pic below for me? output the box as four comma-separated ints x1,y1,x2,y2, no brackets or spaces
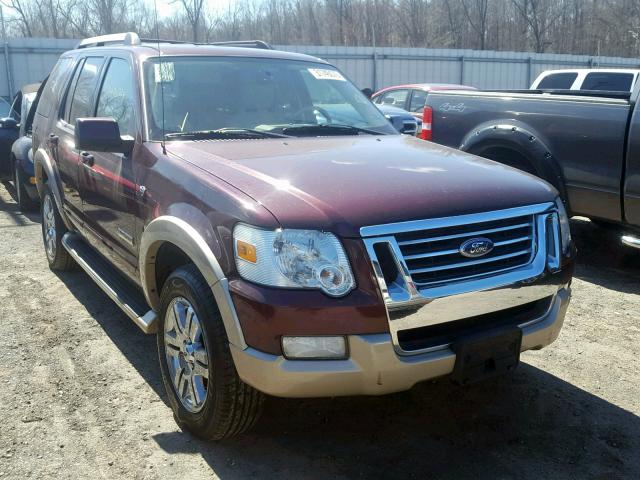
77,32,141,49
209,40,273,50
138,39,273,50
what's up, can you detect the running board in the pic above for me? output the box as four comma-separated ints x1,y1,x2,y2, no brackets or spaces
622,235,640,249
61,232,158,333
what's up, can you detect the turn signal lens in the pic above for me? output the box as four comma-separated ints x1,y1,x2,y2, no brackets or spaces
236,239,257,263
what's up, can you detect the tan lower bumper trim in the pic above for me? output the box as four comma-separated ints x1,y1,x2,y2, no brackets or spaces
231,288,570,398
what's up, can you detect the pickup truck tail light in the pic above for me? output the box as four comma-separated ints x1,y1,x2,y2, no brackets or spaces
420,106,432,140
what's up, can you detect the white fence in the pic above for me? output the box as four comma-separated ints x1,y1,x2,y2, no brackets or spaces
2,37,640,97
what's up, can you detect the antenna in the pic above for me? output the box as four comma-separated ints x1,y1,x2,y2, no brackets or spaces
153,0,167,155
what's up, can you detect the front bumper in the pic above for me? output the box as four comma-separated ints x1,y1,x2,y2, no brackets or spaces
231,286,570,398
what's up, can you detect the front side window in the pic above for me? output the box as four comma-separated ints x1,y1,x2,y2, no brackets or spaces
68,56,104,126
581,72,634,92
375,89,409,108
143,56,397,140
96,58,136,136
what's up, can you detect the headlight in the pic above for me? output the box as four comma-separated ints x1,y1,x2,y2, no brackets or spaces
233,224,355,297
555,197,572,254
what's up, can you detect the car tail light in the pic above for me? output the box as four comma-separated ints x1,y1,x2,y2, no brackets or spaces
420,106,432,140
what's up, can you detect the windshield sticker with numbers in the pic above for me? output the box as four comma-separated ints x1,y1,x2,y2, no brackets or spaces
308,68,346,81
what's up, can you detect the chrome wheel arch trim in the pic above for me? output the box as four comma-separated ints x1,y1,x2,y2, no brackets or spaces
139,215,247,349
33,147,72,230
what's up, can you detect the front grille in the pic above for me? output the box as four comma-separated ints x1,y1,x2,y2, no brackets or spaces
400,120,417,135
394,214,536,286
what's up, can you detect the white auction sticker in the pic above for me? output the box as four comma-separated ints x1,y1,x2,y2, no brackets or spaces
308,68,346,81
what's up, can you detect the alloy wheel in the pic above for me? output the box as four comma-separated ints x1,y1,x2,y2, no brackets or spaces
164,297,210,413
42,194,57,260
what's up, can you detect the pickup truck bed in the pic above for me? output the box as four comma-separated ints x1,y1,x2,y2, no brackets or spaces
425,88,640,232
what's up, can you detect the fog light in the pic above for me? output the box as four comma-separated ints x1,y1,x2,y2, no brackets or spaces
282,336,347,359
28,176,36,185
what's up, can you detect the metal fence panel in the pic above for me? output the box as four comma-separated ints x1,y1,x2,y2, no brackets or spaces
1,38,640,98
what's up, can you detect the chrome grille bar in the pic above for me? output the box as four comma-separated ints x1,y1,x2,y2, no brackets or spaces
407,249,533,275
402,235,532,260
397,222,531,246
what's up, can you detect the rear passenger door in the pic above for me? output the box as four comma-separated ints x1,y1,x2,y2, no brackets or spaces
408,89,429,120
78,55,139,271
52,56,105,218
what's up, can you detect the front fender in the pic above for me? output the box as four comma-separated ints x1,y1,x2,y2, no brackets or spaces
139,215,247,349
459,120,568,205
33,147,72,229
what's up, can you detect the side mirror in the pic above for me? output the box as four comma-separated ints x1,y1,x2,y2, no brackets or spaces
75,117,133,154
0,117,18,129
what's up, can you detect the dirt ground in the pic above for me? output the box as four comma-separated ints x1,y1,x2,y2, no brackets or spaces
0,182,638,480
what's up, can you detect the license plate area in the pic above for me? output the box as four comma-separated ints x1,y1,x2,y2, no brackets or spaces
451,328,522,385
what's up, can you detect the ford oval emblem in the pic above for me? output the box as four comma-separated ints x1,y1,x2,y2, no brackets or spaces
460,237,494,258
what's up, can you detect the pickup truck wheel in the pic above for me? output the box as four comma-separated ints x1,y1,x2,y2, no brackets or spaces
14,161,36,212
158,264,264,440
41,184,74,271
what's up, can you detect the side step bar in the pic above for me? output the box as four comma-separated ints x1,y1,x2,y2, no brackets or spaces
61,232,158,333
622,235,640,249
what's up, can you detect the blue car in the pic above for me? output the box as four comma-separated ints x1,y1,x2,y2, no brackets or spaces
10,82,41,210
376,103,422,136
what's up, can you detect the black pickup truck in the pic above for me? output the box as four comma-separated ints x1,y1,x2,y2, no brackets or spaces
424,87,640,248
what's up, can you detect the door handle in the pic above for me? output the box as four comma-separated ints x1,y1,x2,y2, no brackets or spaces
48,133,59,145
80,151,94,167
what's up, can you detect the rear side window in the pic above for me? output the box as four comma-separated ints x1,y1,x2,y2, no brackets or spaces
37,57,74,118
581,72,634,92
95,58,136,136
67,57,104,126
409,90,428,113
537,73,577,89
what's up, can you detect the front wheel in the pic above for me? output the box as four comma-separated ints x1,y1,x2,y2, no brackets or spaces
41,184,74,271
158,264,264,440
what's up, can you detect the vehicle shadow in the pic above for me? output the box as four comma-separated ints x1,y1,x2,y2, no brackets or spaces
570,217,640,294
152,364,639,479
54,269,166,402
0,180,40,224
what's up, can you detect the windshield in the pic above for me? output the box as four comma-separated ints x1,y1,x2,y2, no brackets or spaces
0,97,11,118
143,56,397,140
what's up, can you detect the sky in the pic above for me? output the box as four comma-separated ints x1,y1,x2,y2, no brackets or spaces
155,0,238,19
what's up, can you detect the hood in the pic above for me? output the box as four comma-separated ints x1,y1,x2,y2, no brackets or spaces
167,135,557,237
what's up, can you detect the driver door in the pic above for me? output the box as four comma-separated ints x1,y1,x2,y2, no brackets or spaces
78,55,140,276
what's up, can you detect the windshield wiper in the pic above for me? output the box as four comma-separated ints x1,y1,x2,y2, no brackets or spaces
164,128,290,140
280,124,384,137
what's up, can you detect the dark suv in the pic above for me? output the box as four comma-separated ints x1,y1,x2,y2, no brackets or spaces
32,33,575,440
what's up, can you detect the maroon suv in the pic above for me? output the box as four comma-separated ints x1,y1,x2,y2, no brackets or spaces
32,33,575,440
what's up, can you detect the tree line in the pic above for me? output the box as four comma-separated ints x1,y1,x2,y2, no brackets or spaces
2,0,640,58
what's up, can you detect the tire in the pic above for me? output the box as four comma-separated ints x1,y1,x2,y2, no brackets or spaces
41,183,74,271
13,160,36,212
157,264,264,440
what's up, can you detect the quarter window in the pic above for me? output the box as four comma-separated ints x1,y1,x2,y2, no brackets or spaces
67,57,104,126
96,58,136,136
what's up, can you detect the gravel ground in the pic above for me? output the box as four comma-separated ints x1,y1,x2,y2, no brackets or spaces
0,181,638,480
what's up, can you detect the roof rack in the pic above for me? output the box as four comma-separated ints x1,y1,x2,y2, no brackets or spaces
208,40,273,50
77,33,273,51
139,39,273,50
77,32,141,49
